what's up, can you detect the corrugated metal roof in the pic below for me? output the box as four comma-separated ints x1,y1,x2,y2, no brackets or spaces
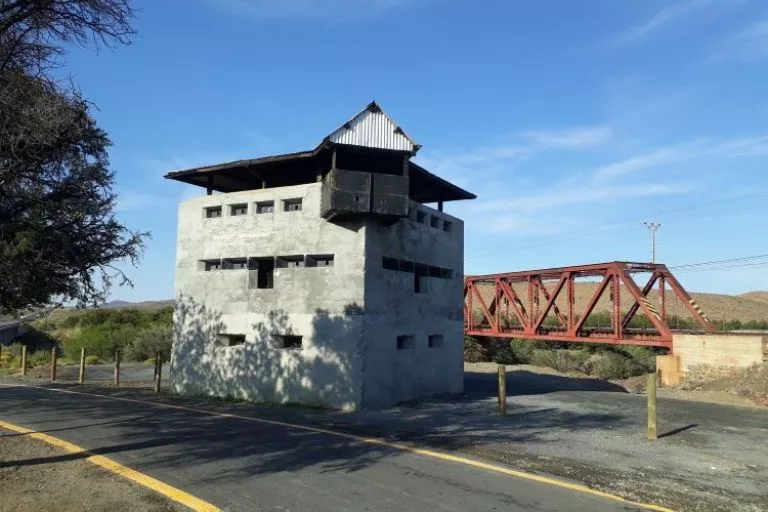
325,102,420,154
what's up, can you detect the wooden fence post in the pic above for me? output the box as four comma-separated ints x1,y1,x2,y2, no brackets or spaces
647,372,658,440
20,345,27,376
497,365,507,416
50,347,58,382
154,352,162,393
114,350,121,387
78,348,86,384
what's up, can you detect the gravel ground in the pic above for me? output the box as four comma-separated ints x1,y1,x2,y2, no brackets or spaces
0,429,179,512
330,364,768,512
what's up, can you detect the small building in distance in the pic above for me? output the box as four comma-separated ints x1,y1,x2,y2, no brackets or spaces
164,102,475,410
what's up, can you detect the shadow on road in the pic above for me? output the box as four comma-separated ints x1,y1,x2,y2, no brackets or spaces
462,370,627,400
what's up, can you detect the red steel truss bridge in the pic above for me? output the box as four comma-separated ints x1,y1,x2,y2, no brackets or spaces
463,262,717,348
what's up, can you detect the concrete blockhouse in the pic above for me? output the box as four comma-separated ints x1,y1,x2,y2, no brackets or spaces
165,102,475,410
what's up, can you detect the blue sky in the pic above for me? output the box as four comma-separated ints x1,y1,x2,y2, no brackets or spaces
62,0,767,300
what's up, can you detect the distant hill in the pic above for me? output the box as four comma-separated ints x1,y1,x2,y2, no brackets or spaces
740,291,768,306
99,300,174,310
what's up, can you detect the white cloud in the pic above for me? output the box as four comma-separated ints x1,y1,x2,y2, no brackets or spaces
475,183,683,214
521,125,613,149
612,0,716,45
716,20,768,61
207,0,418,20
712,135,768,156
594,144,701,182
594,134,768,182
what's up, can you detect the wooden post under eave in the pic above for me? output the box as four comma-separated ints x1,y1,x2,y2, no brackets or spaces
114,350,121,387
20,345,27,376
647,373,658,440
437,201,444,212
50,347,58,381
154,353,162,393
206,174,213,196
78,348,86,384
497,365,507,416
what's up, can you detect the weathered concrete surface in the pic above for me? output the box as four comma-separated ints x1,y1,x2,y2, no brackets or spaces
656,355,682,387
673,333,767,383
170,184,464,409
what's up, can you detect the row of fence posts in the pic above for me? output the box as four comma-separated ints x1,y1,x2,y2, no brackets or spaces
496,365,659,441
17,345,164,393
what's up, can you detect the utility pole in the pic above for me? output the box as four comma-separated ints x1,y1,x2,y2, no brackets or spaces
644,222,661,263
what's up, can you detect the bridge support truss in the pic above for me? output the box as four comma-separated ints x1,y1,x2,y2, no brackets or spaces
464,262,716,348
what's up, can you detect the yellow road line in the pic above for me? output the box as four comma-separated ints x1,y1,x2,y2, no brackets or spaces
0,417,220,512
0,383,676,512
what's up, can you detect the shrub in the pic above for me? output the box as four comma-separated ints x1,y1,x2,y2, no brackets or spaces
84,355,101,365
510,339,535,364
26,349,51,367
464,336,488,362
492,343,516,364
585,352,646,380
617,346,657,373
530,349,588,374
125,324,172,362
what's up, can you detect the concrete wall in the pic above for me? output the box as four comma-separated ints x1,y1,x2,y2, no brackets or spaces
170,183,367,410
170,184,467,410
673,333,767,383
361,202,464,408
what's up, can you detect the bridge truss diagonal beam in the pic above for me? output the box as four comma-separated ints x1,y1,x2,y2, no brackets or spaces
464,261,716,349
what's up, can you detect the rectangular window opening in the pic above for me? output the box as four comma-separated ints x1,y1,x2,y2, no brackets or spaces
443,221,453,232
430,215,439,228
398,259,414,273
249,257,275,289
223,258,247,270
283,198,303,212
414,264,428,293
217,334,246,347
396,335,415,350
205,206,222,219
256,201,274,214
428,335,444,348
230,204,248,216
276,255,305,268
382,257,399,271
203,260,221,271
307,254,334,267
415,210,426,224
271,334,303,350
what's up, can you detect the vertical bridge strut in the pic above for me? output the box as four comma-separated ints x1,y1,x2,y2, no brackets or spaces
464,262,716,348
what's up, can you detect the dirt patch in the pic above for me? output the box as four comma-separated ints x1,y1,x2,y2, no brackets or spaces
0,430,180,512
471,362,768,409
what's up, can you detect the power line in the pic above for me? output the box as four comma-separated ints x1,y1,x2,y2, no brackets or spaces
673,261,768,274
467,191,768,259
669,254,768,270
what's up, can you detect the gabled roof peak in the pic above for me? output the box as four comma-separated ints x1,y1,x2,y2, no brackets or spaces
324,101,421,154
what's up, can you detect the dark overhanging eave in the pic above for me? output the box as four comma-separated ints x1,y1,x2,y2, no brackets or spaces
164,148,476,203
163,150,317,181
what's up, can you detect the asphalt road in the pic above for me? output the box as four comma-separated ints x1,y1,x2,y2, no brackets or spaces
0,384,647,512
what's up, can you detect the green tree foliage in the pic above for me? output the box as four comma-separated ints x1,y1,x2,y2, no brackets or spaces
0,0,146,314
35,306,173,361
